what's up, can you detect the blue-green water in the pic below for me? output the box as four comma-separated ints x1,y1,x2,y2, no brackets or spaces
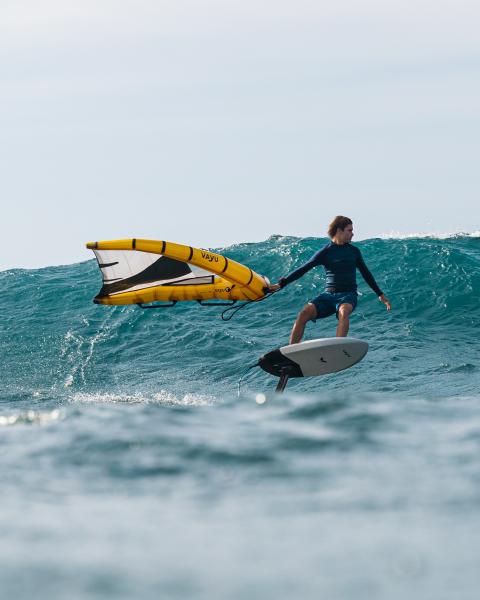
1,235,480,599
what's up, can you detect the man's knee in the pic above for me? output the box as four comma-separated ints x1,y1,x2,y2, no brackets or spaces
337,303,353,320
298,303,317,323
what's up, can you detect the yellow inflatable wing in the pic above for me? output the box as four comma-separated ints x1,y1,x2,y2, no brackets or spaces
86,239,270,306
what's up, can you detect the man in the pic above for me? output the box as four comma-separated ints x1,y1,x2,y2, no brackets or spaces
269,216,391,344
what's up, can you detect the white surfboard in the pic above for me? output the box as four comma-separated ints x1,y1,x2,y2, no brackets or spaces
258,337,368,378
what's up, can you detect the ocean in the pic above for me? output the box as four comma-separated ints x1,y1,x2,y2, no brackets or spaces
1,234,480,599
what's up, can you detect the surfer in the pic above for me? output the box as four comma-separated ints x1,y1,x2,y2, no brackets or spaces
269,216,391,343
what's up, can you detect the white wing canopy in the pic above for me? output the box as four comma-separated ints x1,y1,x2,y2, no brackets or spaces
92,249,216,297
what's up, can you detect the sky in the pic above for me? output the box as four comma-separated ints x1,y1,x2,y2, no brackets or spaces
1,0,479,270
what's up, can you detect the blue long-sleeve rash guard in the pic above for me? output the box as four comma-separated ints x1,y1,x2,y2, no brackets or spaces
279,242,383,296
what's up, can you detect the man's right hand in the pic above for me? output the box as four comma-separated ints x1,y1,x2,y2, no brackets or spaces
268,283,281,292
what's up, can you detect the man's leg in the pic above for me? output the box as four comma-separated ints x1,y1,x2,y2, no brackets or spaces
336,303,353,337
289,303,317,344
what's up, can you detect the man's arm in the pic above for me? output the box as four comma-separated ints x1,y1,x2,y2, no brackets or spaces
269,246,328,291
355,248,391,310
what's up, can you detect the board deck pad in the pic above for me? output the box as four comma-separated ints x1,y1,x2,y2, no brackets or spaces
259,338,368,378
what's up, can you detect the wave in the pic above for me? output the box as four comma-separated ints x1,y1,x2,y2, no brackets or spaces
1,236,479,399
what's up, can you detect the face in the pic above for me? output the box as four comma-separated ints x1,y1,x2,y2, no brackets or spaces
338,224,354,242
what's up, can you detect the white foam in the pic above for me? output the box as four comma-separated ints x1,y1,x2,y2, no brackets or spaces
69,392,145,404
69,390,216,407
378,230,480,240
0,409,61,427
